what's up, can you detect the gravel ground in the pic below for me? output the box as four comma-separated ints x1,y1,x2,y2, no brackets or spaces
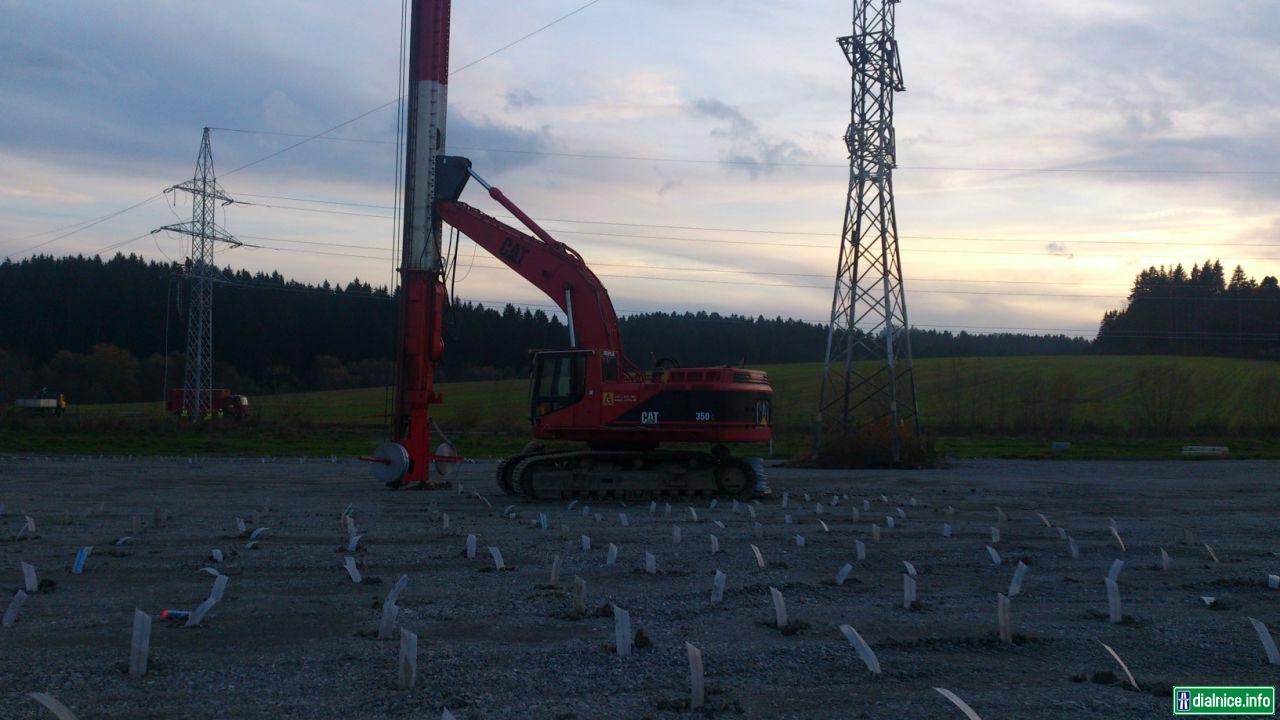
1,455,1278,719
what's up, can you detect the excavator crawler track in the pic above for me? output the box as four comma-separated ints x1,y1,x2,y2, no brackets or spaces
498,450,756,501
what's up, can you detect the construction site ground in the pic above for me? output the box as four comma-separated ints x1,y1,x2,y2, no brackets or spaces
1,455,1277,719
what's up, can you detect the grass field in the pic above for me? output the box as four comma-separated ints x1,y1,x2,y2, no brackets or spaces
5,355,1278,459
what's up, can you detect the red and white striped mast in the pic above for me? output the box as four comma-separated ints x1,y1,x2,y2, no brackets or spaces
370,0,456,488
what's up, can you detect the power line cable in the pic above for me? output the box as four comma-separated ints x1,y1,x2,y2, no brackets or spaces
210,131,1280,177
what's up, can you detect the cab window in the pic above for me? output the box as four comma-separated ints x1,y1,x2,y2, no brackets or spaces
532,352,588,418
601,352,619,383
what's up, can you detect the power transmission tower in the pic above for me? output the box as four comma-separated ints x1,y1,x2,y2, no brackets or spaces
815,0,919,460
156,127,241,422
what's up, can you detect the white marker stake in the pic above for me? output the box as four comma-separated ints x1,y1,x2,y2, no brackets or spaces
619,512,629,527
1008,561,1027,597
581,535,592,551
72,546,93,575
440,513,449,530
784,514,793,525
672,526,682,544
1099,641,1141,690
903,561,917,577
1205,544,1220,563
1105,577,1122,623
607,543,618,566
1068,536,1080,559
235,517,246,534
903,574,917,609
380,576,409,612
539,513,548,529
781,492,789,509
986,546,1002,566
747,505,757,519
871,525,881,542
1249,617,1280,665
1268,574,1279,590
885,516,895,529
613,606,632,657
819,519,830,533
378,602,399,640
27,692,79,720
442,710,457,720
343,557,362,583
1107,559,1124,582
934,688,984,720
686,642,705,709
688,507,699,522
752,521,763,538
1110,526,1126,552
648,500,656,514
645,552,657,574
795,534,805,548
840,624,882,676
129,609,151,678
709,535,720,554
185,597,217,627
1159,548,1170,571
712,570,726,603
664,502,672,517
836,563,854,586
997,593,1012,644
466,534,477,560
990,527,1000,544
1036,512,1051,528
815,503,823,516
572,576,586,614
488,547,505,571
398,629,418,690
769,586,788,629
21,562,37,593
344,515,357,539
732,499,740,513
851,507,860,522
211,549,223,563
550,554,562,586
942,523,952,538
994,506,1007,523
862,499,870,512
751,544,766,569
209,574,229,603
855,540,866,562
896,507,906,519
3,590,27,627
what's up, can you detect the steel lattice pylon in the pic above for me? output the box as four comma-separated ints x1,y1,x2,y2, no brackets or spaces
157,128,240,422
815,0,919,460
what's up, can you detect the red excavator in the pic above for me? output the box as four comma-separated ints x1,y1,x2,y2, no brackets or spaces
365,0,772,499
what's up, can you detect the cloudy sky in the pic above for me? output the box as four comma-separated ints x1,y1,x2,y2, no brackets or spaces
2,0,1278,338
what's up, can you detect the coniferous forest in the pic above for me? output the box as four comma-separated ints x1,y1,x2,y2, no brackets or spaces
4,253,1272,404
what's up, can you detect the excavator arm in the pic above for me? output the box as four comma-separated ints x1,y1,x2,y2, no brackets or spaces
434,158,627,358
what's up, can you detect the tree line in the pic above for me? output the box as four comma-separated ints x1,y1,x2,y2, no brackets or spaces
1095,261,1280,358
0,252,1112,404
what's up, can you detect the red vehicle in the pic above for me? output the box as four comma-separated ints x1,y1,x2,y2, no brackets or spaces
166,389,249,420
367,0,772,499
